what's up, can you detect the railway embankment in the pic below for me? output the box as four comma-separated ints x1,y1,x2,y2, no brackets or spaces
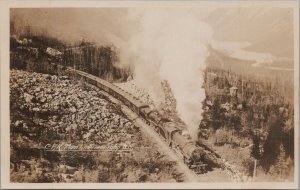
10,69,185,182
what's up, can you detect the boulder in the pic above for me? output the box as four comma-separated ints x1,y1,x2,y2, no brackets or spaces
24,93,33,103
15,120,23,127
40,97,46,103
35,87,41,92
69,107,77,113
32,107,40,112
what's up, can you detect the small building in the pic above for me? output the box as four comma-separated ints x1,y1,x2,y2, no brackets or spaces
221,102,231,111
230,86,238,97
46,47,63,57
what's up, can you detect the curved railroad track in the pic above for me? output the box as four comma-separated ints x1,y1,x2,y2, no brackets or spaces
15,53,236,181
40,63,241,182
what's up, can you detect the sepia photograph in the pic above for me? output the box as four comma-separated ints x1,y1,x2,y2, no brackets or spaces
0,0,299,189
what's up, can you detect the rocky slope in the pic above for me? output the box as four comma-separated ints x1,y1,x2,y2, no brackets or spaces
10,69,183,183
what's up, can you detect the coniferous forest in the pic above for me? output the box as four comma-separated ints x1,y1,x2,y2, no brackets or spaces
199,66,294,181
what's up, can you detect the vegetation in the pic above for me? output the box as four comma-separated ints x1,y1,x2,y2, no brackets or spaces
63,43,132,82
199,67,294,181
10,23,132,82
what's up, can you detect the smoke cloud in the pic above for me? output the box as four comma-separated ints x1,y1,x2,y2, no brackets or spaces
11,8,214,139
121,8,213,139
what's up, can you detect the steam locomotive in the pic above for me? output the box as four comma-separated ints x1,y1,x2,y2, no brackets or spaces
12,40,223,174
54,65,222,174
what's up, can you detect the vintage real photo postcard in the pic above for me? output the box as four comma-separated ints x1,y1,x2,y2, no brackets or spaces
0,0,299,189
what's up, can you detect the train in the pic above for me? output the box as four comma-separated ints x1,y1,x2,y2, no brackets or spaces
11,40,224,174
50,64,223,174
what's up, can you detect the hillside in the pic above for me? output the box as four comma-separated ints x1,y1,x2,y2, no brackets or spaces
206,46,294,104
198,67,294,181
10,69,183,183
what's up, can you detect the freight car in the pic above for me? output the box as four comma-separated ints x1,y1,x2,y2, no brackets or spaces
64,67,221,174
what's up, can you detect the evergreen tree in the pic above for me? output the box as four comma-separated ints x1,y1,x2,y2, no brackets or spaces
276,144,288,177
262,113,283,171
251,130,260,160
268,143,289,179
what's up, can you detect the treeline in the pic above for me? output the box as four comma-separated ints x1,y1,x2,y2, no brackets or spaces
200,67,294,180
10,23,132,82
206,46,294,104
63,42,132,82
10,20,66,51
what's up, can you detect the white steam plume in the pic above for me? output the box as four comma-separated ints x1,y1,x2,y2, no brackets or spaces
121,8,213,139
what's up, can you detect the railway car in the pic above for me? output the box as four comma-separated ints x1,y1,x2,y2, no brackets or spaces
73,69,88,82
96,79,110,92
112,88,145,114
139,105,151,118
162,122,182,147
57,67,220,174
148,110,163,124
81,72,97,86
139,107,169,139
